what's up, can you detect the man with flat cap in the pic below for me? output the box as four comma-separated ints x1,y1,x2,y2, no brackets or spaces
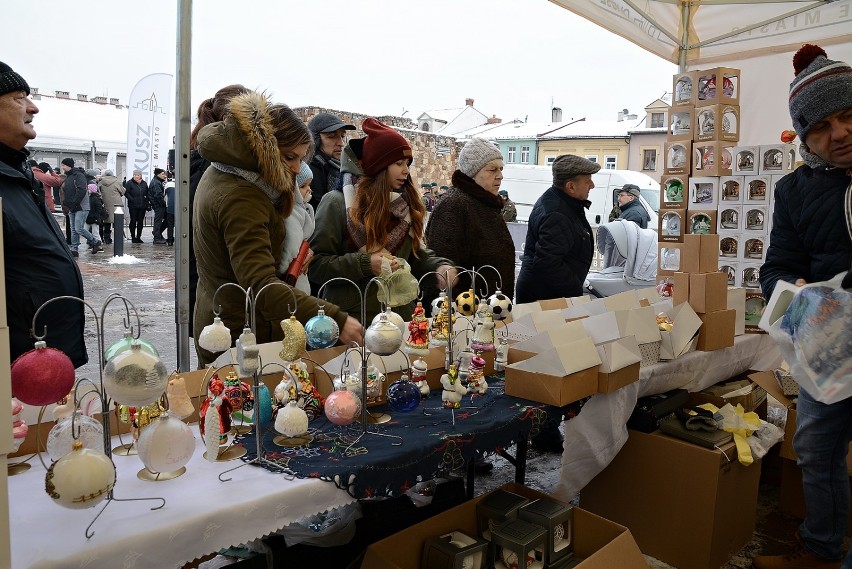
306,112,356,210
0,61,87,368
615,184,650,228
516,154,600,302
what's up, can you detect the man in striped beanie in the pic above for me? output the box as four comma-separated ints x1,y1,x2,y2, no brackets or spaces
755,44,852,569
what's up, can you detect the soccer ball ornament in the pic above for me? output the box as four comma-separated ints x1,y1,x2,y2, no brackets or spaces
11,341,76,407
486,290,513,321
455,289,480,316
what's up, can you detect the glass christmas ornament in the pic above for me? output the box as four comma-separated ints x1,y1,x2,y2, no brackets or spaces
200,378,231,460
333,365,362,394
256,383,273,426
365,312,403,355
494,337,509,377
324,388,361,426
137,413,195,473
279,316,307,361
467,356,488,395
235,327,259,377
441,364,467,409
470,305,496,353
457,348,475,382
373,307,406,335
198,316,232,353
412,358,430,398
275,400,309,437
104,332,159,362
404,302,431,356
431,291,449,318
387,374,421,413
10,341,76,407
165,373,195,420
47,412,105,462
45,441,116,509
103,343,168,406
117,400,165,429
274,376,297,404
486,289,513,321
360,365,385,401
305,308,340,349
222,370,254,423
455,289,480,317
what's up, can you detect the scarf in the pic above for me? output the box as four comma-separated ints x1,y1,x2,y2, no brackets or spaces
211,161,282,205
344,183,412,255
278,188,316,294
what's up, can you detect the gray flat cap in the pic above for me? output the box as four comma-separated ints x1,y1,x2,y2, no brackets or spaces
552,155,601,186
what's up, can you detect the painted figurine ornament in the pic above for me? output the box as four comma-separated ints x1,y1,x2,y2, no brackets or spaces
430,295,455,346
441,364,468,409
404,301,431,356
466,355,488,395
470,304,496,352
412,358,430,398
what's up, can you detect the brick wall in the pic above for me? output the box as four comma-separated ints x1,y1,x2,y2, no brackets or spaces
295,106,462,188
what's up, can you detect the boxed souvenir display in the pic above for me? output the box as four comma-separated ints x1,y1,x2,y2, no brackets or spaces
661,174,688,209
718,206,741,231
490,519,547,569
718,232,740,261
742,236,766,262
658,209,686,242
626,388,690,433
672,71,698,107
727,286,746,335
743,175,771,205
363,483,648,569
658,301,702,360
743,206,768,233
741,263,762,290
693,104,740,143
477,489,530,541
688,177,719,209
695,67,740,105
744,290,767,333
672,272,690,306
668,107,694,141
688,271,728,314
686,209,717,235
719,176,744,203
421,530,488,569
518,498,575,566
659,234,719,275
758,143,796,175
582,428,761,569
692,141,734,177
664,141,692,176
696,309,736,351
720,262,739,287
731,146,758,175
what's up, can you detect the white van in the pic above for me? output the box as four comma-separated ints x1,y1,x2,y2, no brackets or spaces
501,165,659,229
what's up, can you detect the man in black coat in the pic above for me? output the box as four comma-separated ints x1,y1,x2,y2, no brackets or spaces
615,184,650,229
148,167,168,244
0,61,88,368
306,112,355,210
124,169,149,243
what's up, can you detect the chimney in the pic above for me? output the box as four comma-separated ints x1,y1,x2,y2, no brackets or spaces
92,96,108,104
110,98,120,106
77,94,88,102
56,91,70,99
31,87,38,95
486,114,502,125
465,98,474,107
551,107,563,122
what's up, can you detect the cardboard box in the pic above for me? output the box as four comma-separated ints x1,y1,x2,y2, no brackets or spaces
719,176,744,204
658,209,685,242
668,107,694,141
363,483,649,569
731,146,758,175
720,263,738,287
758,144,796,175
692,141,734,177
743,206,768,233
672,71,697,107
718,205,741,231
693,103,740,143
659,234,719,275
661,175,688,209
687,373,768,417
727,287,746,335
595,337,642,394
743,175,771,205
581,429,760,569
718,232,741,260
744,290,767,333
742,236,766,262
672,272,690,306
689,271,728,313
695,67,741,105
687,177,719,210
659,302,702,360
696,309,736,351
664,141,692,176
685,209,717,235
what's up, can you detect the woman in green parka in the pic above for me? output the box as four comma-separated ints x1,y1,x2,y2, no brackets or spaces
309,118,456,324
193,91,362,365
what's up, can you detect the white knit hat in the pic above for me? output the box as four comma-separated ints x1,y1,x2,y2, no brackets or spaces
457,138,503,177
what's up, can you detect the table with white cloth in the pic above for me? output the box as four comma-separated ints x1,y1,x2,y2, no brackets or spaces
8,435,356,569
555,333,782,501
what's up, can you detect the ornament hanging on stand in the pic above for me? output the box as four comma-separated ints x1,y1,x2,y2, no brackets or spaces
470,304,496,353
440,364,467,409
365,311,403,356
372,306,406,335
324,387,362,426
137,412,195,480
104,332,159,362
412,358,430,398
47,412,105,462
198,316,232,353
466,356,488,395
387,372,421,413
222,369,255,433
485,289,513,321
103,343,169,407
45,441,116,510
165,373,195,420
11,341,76,407
305,308,340,349
455,289,480,317
274,400,312,447
279,316,307,361
200,378,244,462
404,301,431,357
235,327,259,377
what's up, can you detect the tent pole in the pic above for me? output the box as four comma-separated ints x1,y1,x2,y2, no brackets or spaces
175,0,192,372
679,2,691,72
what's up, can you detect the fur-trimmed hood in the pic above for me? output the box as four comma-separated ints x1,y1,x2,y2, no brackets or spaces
196,91,295,213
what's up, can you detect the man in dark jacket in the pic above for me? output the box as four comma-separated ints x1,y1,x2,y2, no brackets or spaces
148,167,168,244
60,158,102,255
753,44,852,569
615,184,650,229
0,61,87,368
306,112,355,210
516,154,600,302
124,169,149,243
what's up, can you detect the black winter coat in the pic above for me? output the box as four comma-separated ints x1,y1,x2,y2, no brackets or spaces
86,191,108,224
148,178,166,209
516,187,594,302
618,198,650,229
187,149,211,330
308,152,339,211
124,178,149,209
0,144,87,368
760,165,852,298
62,168,88,212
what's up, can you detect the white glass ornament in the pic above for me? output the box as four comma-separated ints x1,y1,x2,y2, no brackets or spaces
102,343,169,406
236,327,259,376
372,307,405,335
365,312,403,355
137,413,195,473
45,441,116,509
46,413,105,462
275,400,309,437
198,316,232,353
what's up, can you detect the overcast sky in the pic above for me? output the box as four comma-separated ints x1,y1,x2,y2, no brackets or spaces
4,0,676,124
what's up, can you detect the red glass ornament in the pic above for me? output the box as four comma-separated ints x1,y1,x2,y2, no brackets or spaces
11,341,75,406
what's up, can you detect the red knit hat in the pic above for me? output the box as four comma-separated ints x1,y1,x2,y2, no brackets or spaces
359,118,413,177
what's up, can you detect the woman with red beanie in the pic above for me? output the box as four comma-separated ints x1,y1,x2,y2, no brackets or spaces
309,118,457,324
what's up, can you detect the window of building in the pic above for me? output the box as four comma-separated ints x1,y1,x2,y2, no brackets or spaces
585,155,598,163
604,155,617,170
521,146,530,164
420,122,430,132
546,156,556,165
650,112,665,128
642,149,657,171
507,146,517,163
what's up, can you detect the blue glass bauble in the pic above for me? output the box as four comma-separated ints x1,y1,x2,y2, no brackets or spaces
256,383,273,426
305,309,340,349
386,378,421,413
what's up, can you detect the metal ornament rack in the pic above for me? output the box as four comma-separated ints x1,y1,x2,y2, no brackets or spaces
30,293,165,539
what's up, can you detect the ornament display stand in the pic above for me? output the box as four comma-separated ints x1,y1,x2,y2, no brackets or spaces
317,277,405,453
30,293,166,539
212,282,302,483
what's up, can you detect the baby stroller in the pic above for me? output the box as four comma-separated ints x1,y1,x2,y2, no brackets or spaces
585,220,658,297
